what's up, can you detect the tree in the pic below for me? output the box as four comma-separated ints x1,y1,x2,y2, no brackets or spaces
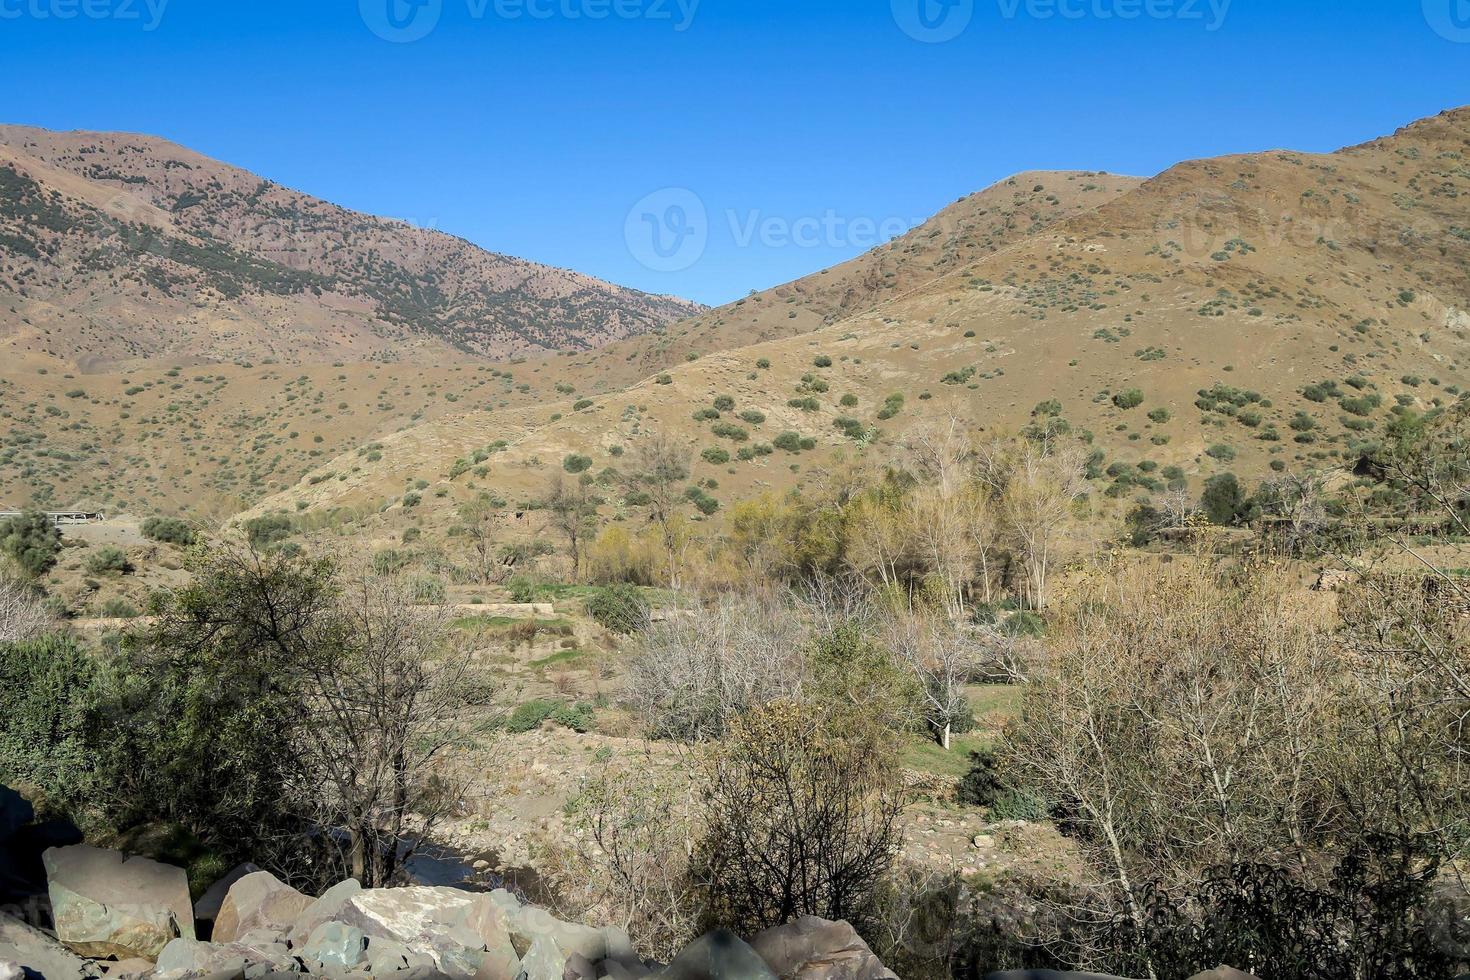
696,701,907,935
134,546,497,888
0,511,62,578
1000,441,1089,611
546,473,599,579
1201,472,1250,526
885,610,982,750
458,497,508,585
624,431,692,587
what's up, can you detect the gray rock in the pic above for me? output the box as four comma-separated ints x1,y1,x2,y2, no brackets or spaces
288,880,362,946
366,937,415,975
154,937,299,980
1187,970,1259,980
195,865,261,928
338,887,516,978
0,960,22,980
984,973,1139,980
654,931,775,980
300,921,367,972
213,873,313,946
0,911,94,980
749,917,896,980
44,845,194,960
503,907,609,962
517,936,566,980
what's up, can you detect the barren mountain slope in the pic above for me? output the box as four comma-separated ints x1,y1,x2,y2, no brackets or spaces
246,108,1470,540
0,125,702,370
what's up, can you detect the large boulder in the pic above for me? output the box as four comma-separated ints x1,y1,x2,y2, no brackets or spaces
0,911,93,980
749,917,896,980
287,878,362,946
337,887,518,979
212,872,313,945
43,845,193,960
193,864,260,929
654,931,777,980
517,935,566,980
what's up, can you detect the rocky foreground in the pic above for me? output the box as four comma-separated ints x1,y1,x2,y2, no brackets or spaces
1,843,902,980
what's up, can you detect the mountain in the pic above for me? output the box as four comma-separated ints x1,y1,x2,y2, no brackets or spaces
0,125,702,370
243,107,1470,535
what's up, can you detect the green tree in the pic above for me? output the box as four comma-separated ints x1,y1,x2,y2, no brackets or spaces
1201,473,1250,526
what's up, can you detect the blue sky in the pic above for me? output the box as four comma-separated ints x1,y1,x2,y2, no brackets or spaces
1,0,1466,306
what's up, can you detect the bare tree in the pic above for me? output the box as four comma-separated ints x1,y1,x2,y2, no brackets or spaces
884,609,983,749
458,497,508,585
625,431,692,588
546,473,599,579
1000,440,1089,611
292,571,499,887
628,591,807,741
0,575,55,643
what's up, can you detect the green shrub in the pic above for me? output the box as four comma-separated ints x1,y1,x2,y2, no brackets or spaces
0,512,61,578
701,447,731,465
244,514,294,549
739,410,766,425
0,634,105,811
142,517,197,547
85,547,132,576
713,395,736,412
814,355,832,368
563,454,593,474
773,431,803,453
586,583,650,634
1113,388,1145,410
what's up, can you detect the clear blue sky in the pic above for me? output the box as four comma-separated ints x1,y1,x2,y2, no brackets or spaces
1,0,1466,305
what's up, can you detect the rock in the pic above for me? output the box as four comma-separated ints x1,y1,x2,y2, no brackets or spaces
0,960,21,980
300,921,367,972
0,911,93,980
654,931,776,980
195,865,261,929
99,958,156,979
517,935,566,980
564,951,597,980
750,917,896,980
600,961,654,980
1187,970,1259,980
365,936,414,975
288,879,362,946
338,887,517,978
153,937,299,980
212,872,313,945
44,845,193,960
984,972,1139,980
503,906,612,962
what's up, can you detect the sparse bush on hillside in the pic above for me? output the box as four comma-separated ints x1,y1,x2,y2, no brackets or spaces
701,447,731,465
1112,388,1145,410
142,517,197,547
0,575,55,644
586,582,650,634
244,514,295,549
563,454,593,474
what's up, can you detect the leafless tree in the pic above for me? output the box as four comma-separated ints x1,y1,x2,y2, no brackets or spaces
1000,440,1089,611
884,609,983,749
546,472,599,579
627,591,807,741
625,431,692,588
0,575,55,643
458,497,509,585
291,571,499,887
